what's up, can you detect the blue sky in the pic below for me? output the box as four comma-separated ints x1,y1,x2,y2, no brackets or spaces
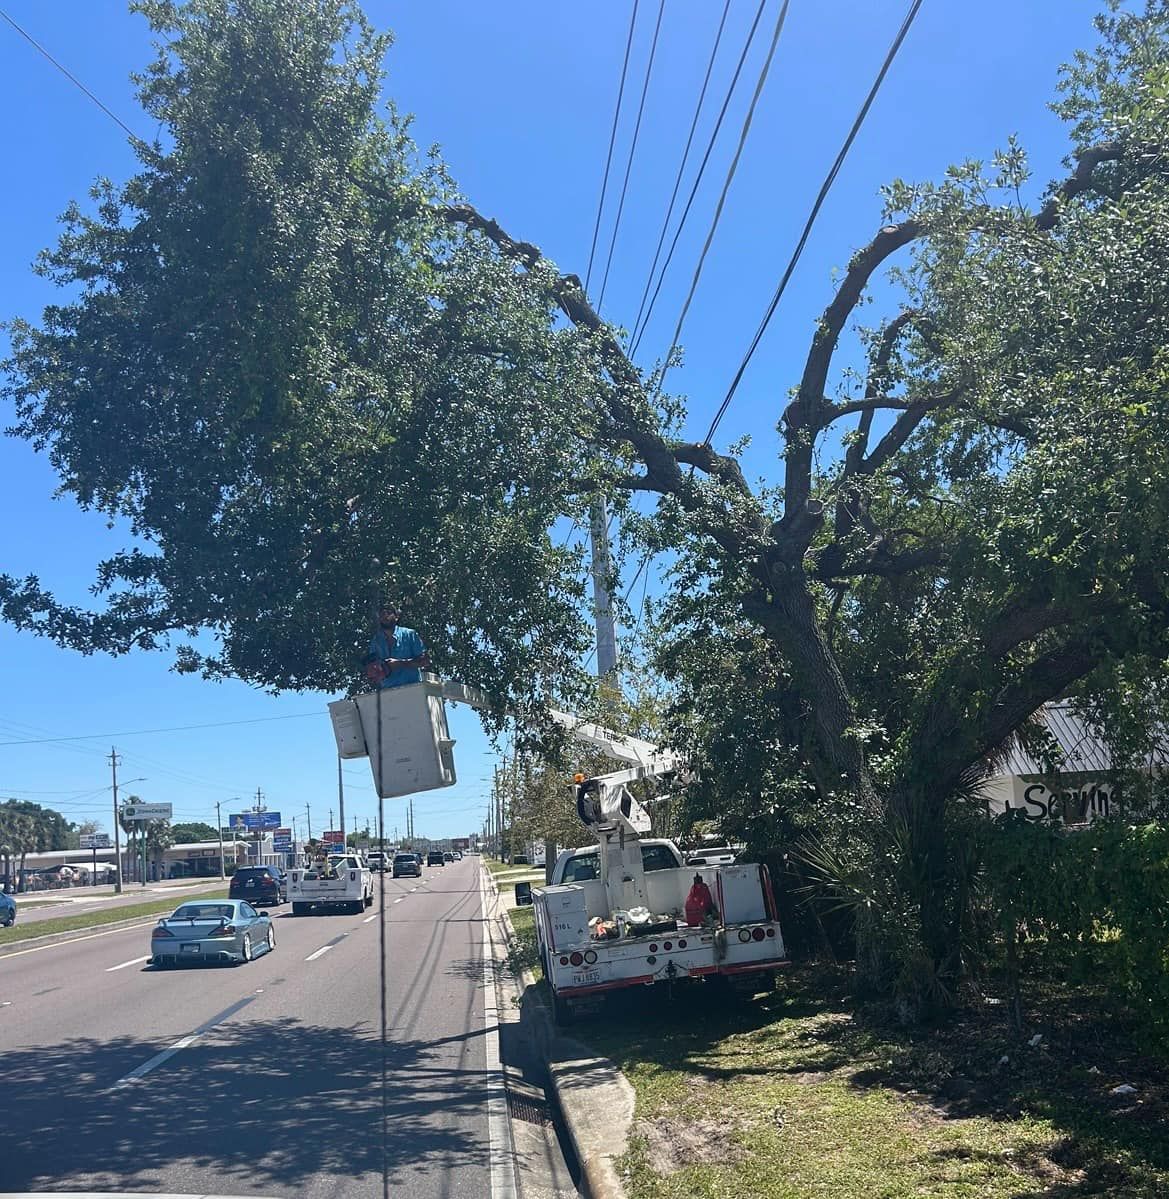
0,0,1098,840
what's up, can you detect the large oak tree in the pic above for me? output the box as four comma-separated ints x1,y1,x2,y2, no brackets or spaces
6,0,1169,983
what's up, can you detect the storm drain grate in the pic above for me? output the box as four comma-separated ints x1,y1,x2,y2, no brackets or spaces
507,1088,552,1126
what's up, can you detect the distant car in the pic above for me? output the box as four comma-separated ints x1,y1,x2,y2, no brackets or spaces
367,852,387,872
151,899,275,967
0,892,14,927
229,865,286,906
427,851,445,867
453,851,463,861
393,853,421,878
513,854,530,866
443,852,454,863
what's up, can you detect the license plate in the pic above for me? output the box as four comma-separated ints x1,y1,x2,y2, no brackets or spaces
181,944,201,954
571,969,600,986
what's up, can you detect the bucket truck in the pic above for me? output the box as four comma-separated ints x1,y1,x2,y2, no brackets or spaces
328,675,788,1024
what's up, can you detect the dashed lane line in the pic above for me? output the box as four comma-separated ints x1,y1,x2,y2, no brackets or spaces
109,995,255,1091
106,954,151,972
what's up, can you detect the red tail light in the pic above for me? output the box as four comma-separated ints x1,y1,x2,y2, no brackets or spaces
752,927,766,942
569,952,584,967
152,926,174,938
208,924,236,938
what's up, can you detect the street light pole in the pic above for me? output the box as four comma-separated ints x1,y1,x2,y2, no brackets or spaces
215,800,225,881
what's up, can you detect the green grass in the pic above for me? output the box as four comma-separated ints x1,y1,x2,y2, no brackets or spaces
571,965,1169,1199
506,904,543,983
0,885,229,946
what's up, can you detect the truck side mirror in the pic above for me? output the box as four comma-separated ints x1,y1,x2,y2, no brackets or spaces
514,881,533,906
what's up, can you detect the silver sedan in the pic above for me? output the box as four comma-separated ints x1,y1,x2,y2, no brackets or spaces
150,899,275,967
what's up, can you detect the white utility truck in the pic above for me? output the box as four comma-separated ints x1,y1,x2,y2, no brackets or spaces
289,852,374,915
328,675,787,1022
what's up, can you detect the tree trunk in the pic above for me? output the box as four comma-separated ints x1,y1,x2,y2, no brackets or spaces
752,577,882,819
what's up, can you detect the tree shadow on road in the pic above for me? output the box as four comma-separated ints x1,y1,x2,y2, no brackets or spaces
0,1011,491,1195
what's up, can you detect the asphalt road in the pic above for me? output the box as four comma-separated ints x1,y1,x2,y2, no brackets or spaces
0,857,571,1198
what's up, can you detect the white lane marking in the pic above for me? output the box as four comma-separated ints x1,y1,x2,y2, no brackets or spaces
110,995,254,1091
304,944,334,961
479,868,519,1199
393,897,404,904
0,918,163,961
106,954,151,972
363,913,377,923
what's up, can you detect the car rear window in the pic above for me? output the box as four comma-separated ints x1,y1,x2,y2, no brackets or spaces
233,868,271,881
171,904,234,920
563,853,599,882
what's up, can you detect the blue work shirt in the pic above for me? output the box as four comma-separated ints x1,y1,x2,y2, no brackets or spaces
368,625,426,689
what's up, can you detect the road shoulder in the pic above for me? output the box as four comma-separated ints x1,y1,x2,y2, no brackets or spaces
484,863,630,1199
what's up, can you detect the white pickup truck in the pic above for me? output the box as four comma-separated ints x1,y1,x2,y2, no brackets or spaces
289,854,374,915
533,836,786,1024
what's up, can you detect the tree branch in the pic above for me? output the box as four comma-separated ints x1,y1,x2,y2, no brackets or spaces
1035,141,1123,231
778,221,925,530
862,392,957,475
670,441,751,496
356,179,699,504
983,594,1120,660
812,543,946,582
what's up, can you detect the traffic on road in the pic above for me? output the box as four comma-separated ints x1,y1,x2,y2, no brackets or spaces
0,855,563,1198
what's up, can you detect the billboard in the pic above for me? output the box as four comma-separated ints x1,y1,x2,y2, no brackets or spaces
230,811,282,831
322,829,345,846
80,833,111,849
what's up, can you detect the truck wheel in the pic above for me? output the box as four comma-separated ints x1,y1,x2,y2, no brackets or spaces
551,988,575,1028
364,891,374,908
351,900,363,914
292,902,308,917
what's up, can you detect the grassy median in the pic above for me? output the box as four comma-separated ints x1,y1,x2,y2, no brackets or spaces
0,886,229,947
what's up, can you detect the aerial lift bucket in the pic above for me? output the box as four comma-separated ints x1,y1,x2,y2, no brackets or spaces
328,674,457,799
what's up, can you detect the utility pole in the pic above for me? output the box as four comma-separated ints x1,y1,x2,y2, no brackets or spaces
590,498,619,678
337,756,345,852
215,800,225,880
305,802,312,843
252,788,265,863
109,747,123,894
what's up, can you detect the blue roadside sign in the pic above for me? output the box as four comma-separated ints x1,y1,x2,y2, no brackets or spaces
232,811,283,831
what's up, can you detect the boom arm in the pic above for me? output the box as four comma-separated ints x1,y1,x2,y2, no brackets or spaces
437,680,681,774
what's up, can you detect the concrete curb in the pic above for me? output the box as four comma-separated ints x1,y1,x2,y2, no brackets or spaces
485,865,632,1199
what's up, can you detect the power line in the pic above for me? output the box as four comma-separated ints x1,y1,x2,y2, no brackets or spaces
595,0,667,313
628,0,732,349
0,710,319,747
585,0,641,294
629,0,769,359
707,0,927,446
656,0,791,396
0,6,147,148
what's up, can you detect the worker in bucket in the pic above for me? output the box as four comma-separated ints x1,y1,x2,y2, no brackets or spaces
364,601,429,689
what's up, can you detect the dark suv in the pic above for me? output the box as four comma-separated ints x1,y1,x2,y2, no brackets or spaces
229,865,286,906
426,851,445,867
